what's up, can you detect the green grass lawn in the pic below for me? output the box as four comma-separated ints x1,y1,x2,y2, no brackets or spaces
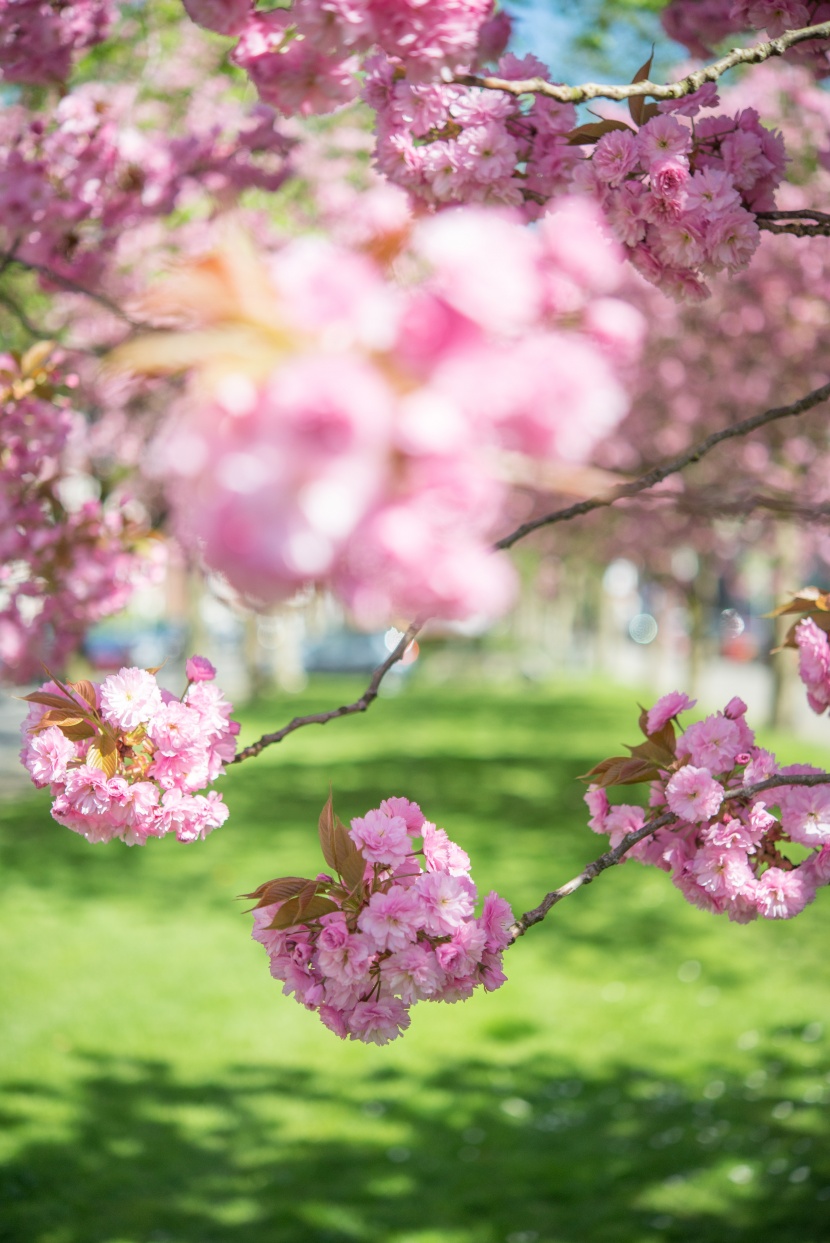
2,675,830,1243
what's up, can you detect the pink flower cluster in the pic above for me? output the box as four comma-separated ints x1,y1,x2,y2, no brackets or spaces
0,81,292,290
181,0,499,119
138,202,640,625
0,0,113,85
20,658,237,845
794,617,830,712
586,691,830,922
579,92,787,300
367,50,579,217
0,352,150,685
662,0,830,75
250,795,513,1045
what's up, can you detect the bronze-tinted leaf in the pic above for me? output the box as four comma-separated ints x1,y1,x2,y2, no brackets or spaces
640,102,660,124
296,895,340,922
32,709,88,732
328,815,357,875
20,692,76,710
781,612,830,650
767,587,829,616
654,719,676,749
627,737,673,765
266,897,302,929
70,679,98,710
60,720,97,742
265,893,339,929
318,790,337,871
340,845,367,894
566,119,634,145
580,755,661,788
628,49,655,127
242,876,313,908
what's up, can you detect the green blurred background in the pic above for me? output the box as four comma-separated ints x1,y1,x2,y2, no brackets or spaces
2,677,829,1243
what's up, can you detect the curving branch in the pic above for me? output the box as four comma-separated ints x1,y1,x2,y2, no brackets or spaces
232,380,830,760
0,251,148,331
495,377,830,549
612,488,830,522
756,210,830,237
508,771,830,941
231,620,423,763
454,20,830,104
0,288,55,341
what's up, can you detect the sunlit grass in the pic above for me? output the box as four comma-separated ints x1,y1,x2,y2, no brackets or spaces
2,676,829,1243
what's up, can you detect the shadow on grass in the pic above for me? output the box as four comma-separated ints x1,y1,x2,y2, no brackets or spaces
1,679,797,969
2,1041,829,1243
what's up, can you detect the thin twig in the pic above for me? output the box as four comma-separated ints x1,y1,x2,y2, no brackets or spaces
0,289,53,340
617,489,830,522
454,20,830,104
495,378,830,549
0,251,148,330
231,620,423,763
508,772,830,941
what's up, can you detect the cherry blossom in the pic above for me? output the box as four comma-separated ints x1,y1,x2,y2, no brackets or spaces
19,661,237,845
249,795,513,1044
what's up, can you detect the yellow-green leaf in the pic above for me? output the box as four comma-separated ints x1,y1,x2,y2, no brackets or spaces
86,737,118,779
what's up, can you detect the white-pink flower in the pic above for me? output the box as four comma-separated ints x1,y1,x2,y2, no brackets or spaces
666,766,725,823
99,667,163,731
646,691,696,734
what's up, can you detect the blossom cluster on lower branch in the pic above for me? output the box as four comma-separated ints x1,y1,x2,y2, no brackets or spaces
248,794,513,1045
19,656,238,845
585,691,830,922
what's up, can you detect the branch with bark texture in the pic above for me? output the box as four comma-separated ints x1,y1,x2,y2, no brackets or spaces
508,772,830,941
231,620,423,763
454,20,830,104
495,377,830,549
756,210,830,237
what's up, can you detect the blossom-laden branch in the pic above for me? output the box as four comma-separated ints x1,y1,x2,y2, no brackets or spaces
495,377,830,549
756,209,830,237
508,772,830,942
454,20,830,105
231,621,423,764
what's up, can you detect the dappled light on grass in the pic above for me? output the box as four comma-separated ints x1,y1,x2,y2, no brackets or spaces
2,679,830,1241
2,1041,830,1243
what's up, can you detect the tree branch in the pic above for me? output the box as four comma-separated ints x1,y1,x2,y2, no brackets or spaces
619,489,830,522
231,620,423,763
454,20,830,104
0,289,54,341
756,213,830,237
0,252,148,330
495,378,830,549
508,772,830,941
231,382,830,761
